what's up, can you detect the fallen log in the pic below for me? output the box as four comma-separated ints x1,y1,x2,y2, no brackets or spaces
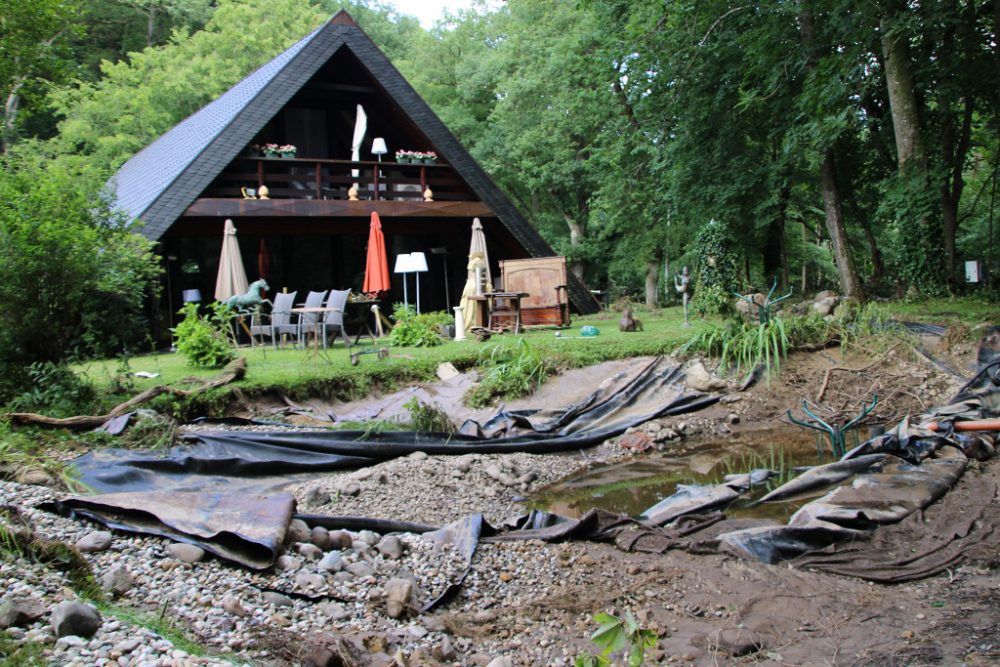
6,357,247,430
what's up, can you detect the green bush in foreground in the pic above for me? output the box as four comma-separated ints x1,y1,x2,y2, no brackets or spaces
388,305,444,348
465,338,551,407
172,303,236,369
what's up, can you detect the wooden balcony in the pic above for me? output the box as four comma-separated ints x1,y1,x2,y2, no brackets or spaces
201,156,477,203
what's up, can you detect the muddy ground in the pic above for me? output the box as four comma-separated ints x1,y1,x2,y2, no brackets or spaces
261,330,998,665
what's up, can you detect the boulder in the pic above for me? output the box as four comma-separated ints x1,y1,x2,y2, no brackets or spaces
100,565,134,597
684,360,727,392
285,518,311,545
384,578,416,619
376,536,403,560
0,598,46,629
165,543,204,563
50,601,101,638
75,531,113,553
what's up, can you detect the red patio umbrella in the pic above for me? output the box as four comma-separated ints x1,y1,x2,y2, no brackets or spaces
362,212,390,296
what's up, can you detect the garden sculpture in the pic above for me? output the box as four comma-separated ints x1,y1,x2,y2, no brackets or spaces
674,266,691,326
224,279,270,312
618,308,644,332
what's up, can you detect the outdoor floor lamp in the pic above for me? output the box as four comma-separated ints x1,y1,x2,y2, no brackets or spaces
394,252,429,313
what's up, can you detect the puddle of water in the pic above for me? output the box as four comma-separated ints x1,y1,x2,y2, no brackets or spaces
531,427,834,522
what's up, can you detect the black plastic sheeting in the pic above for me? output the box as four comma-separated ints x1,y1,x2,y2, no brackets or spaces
71,358,716,494
55,358,718,572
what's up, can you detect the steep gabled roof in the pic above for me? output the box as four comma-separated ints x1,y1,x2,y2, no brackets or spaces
110,10,598,313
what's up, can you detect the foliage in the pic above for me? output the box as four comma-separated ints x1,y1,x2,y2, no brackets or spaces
0,629,45,666
7,362,98,418
692,221,739,316
574,611,658,667
388,304,443,348
171,303,236,368
0,155,159,401
403,397,454,433
465,338,551,407
679,318,789,381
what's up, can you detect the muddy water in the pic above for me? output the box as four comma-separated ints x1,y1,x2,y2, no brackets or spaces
532,426,832,522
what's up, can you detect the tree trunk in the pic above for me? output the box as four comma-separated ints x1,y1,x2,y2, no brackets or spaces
763,185,790,288
859,215,886,281
798,5,865,302
881,16,928,173
3,78,24,154
820,150,865,300
801,222,809,293
940,96,974,285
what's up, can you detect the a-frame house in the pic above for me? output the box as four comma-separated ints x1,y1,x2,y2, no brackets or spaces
110,10,598,331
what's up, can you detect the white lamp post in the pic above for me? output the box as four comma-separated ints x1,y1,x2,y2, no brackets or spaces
371,137,387,201
410,251,428,314
394,253,414,309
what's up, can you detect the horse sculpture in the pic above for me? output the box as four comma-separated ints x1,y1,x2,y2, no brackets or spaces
224,279,270,312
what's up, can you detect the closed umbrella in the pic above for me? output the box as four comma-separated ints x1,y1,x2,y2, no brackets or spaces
214,218,248,302
362,212,390,296
351,104,367,181
460,218,494,331
469,217,493,287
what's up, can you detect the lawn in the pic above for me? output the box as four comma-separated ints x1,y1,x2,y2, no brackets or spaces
72,296,994,416
75,306,705,412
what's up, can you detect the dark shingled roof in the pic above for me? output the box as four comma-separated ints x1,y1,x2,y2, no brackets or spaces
109,10,598,313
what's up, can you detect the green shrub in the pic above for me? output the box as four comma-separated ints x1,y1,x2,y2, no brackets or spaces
7,362,98,417
172,303,236,368
465,338,551,407
388,304,443,348
680,318,788,380
0,155,159,401
403,397,454,433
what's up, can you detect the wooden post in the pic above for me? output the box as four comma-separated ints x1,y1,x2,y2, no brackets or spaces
373,164,380,200
420,166,427,193
314,162,321,199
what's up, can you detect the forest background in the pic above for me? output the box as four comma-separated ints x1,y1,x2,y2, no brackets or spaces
0,0,997,393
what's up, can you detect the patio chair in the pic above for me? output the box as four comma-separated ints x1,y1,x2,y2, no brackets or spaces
321,289,352,351
297,290,328,347
249,290,298,349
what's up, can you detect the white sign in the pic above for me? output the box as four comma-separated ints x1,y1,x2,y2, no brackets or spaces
965,260,981,283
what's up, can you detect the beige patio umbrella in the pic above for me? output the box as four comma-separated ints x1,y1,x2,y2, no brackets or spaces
460,218,494,331
214,218,248,302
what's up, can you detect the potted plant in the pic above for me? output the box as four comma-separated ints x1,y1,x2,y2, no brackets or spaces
422,151,438,165
263,143,281,158
244,143,261,157
279,144,297,158
395,149,416,164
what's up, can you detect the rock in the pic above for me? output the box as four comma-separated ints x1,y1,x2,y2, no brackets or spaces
15,468,54,486
0,598,46,629
384,578,416,619
100,565,134,597
408,451,429,461
735,293,766,322
276,555,303,571
356,530,380,546
319,551,344,572
453,457,474,473
376,536,404,560
432,636,455,662
713,628,766,656
346,562,375,578
270,613,291,627
618,431,654,451
165,543,204,563
335,482,361,497
310,526,331,550
727,413,740,424
484,465,503,481
684,360,727,392
436,362,460,381
286,519,311,544
303,486,328,507
486,658,514,667
812,291,839,316
295,571,326,590
221,594,248,617
75,531,113,553
262,592,294,608
298,543,323,560
50,601,101,639
318,602,351,621
328,530,353,550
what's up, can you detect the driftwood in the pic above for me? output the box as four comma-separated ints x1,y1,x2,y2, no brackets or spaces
7,357,247,430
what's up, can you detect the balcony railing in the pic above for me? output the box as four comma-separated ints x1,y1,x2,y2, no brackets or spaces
203,157,473,202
